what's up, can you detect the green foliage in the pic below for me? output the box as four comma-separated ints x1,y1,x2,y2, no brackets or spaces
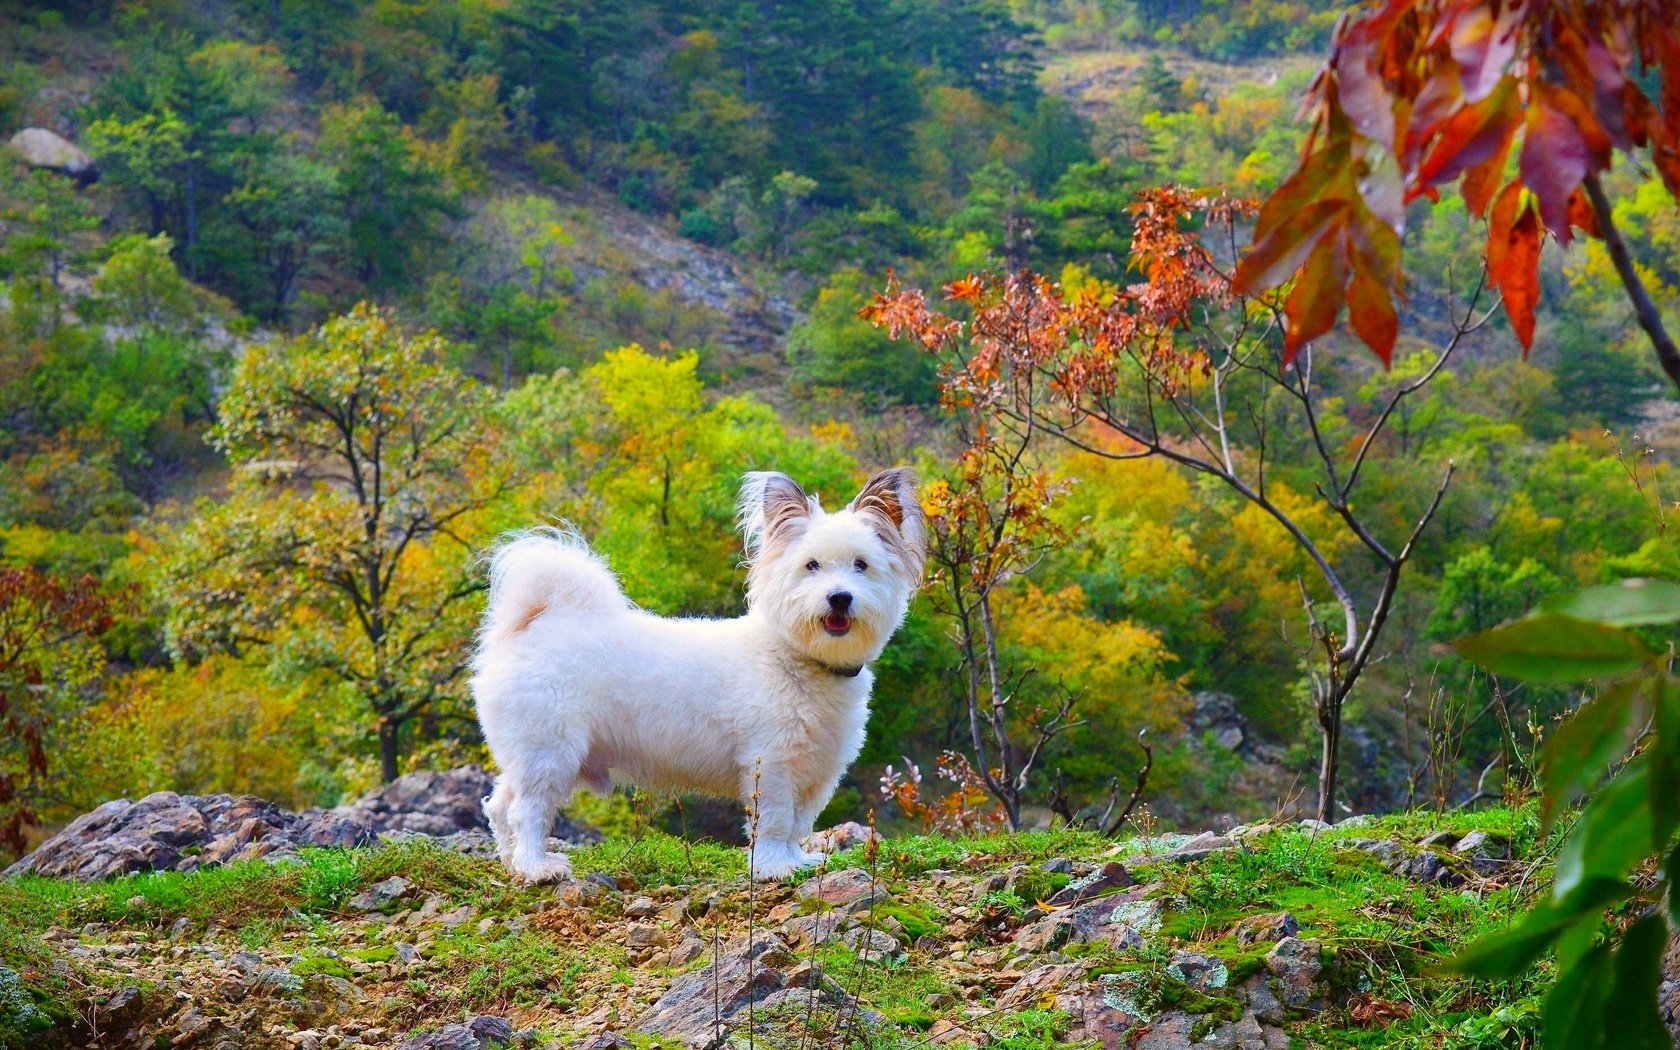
787,269,938,405
1443,579,1680,1049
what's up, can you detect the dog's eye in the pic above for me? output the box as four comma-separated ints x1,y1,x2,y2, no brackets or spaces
854,559,868,573
805,559,820,572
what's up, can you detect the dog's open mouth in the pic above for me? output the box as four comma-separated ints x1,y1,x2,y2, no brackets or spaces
821,614,852,636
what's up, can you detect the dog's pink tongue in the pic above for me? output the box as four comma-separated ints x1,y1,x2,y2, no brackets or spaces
824,614,851,634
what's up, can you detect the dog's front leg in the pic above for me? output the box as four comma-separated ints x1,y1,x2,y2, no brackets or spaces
743,763,816,880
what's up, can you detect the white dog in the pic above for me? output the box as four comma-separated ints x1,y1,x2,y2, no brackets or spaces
470,468,925,881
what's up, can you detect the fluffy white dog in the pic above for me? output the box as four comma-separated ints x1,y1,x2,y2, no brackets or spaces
470,468,925,881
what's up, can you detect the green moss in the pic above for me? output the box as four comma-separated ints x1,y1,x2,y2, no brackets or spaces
861,901,944,939
346,946,397,963
291,955,352,979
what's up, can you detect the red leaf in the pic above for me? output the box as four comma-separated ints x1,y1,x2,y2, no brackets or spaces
1460,113,1518,217
1519,95,1590,243
1412,76,1520,194
1234,198,1348,295
1347,262,1399,365
1565,186,1600,238
1447,0,1522,104
1490,194,1542,353
1251,141,1352,245
1485,179,1523,282
1283,227,1351,365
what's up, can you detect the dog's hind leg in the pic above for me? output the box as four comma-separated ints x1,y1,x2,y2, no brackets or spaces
504,746,585,883
483,775,516,865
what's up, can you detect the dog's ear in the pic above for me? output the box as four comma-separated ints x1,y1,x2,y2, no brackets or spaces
849,467,926,578
738,471,812,557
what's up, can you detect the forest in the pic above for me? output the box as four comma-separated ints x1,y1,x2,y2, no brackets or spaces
1,0,1678,869
6,0,1680,1046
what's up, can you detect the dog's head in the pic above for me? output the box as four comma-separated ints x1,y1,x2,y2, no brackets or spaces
738,468,926,670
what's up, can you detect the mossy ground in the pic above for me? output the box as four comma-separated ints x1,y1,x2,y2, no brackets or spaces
1,806,1555,1049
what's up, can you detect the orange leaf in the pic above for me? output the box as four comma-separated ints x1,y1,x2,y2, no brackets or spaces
1491,197,1542,353
1234,198,1348,295
1282,227,1351,365
1251,138,1352,245
1484,178,1524,284
1412,76,1520,194
1347,264,1398,366
1565,186,1600,238
1460,113,1518,217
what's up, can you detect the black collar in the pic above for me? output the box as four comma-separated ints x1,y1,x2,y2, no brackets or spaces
806,657,866,678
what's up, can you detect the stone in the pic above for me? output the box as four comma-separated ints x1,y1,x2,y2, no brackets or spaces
794,868,890,914
1081,972,1152,1048
1454,830,1504,857
624,896,659,918
1264,937,1324,1010
996,963,1083,1011
1166,951,1230,992
7,128,95,179
349,876,411,912
800,821,880,855
1297,819,1331,832
1158,831,1235,864
396,1016,514,1049
626,924,667,948
841,927,900,957
1234,912,1299,946
666,935,707,967
1242,974,1286,1025
578,1036,634,1050
98,985,144,1031
632,932,816,1046
782,910,848,948
1419,829,1459,848
1045,861,1132,906
1041,856,1074,873
1396,851,1457,885
1345,838,1405,866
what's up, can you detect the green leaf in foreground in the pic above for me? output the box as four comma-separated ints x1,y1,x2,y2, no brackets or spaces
1553,760,1652,900
1539,678,1642,830
1537,578,1680,627
1453,613,1655,683
1544,940,1615,1050
1601,914,1673,1049
1440,876,1631,979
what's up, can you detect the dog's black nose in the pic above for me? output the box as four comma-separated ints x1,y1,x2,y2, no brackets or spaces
827,591,853,614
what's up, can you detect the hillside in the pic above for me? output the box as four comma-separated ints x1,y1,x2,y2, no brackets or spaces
2,804,1573,1050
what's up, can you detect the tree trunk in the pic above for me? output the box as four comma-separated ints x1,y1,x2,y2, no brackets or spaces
378,718,401,784
1316,695,1341,823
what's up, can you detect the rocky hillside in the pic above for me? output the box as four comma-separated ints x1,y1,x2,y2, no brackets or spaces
2,791,1619,1050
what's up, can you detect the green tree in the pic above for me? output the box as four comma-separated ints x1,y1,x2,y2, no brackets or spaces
318,98,459,291
787,268,938,405
160,304,513,782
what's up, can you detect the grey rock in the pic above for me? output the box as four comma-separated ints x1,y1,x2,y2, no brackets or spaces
794,868,890,914
1397,851,1458,885
578,1036,634,1050
1345,838,1406,866
800,821,879,855
1265,937,1324,1010
397,1016,514,1049
1159,831,1235,864
349,876,411,911
632,932,813,1047
1041,857,1074,873
1015,888,1160,953
5,767,599,882
1045,861,1132,905
781,910,848,948
1166,951,1229,992
1242,974,1286,1025
1419,830,1459,849
996,963,1084,1011
8,128,95,179
1234,911,1299,946
97,985,144,1030
841,927,901,957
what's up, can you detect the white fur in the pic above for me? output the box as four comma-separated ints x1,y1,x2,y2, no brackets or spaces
471,470,923,881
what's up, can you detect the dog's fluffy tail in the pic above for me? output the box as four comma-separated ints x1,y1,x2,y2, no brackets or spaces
478,527,628,649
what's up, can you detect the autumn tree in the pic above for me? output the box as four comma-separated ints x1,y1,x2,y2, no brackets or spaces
0,569,112,857
160,304,512,782
1234,0,1680,386
870,188,1487,822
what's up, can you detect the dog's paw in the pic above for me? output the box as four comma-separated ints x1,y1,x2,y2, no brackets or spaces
749,846,821,881
513,853,574,884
